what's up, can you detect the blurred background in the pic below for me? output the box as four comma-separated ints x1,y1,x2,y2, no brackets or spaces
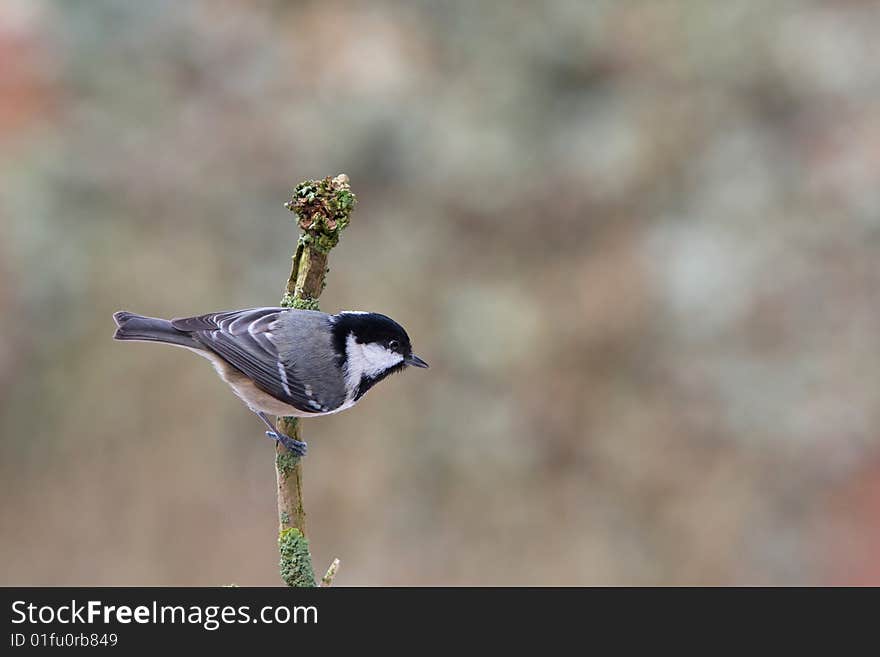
1,0,879,586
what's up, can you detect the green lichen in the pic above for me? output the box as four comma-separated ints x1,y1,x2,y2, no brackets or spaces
335,189,355,214
284,174,356,255
310,232,340,255
283,285,318,310
292,297,320,311
276,450,299,478
279,528,316,587
280,511,290,525
280,291,296,309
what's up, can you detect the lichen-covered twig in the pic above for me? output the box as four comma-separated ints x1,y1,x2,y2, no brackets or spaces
278,528,316,588
275,174,355,587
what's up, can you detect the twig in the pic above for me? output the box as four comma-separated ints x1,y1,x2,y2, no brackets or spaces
275,174,356,587
320,558,341,587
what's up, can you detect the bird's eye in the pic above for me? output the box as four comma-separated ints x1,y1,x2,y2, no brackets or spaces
388,339,399,351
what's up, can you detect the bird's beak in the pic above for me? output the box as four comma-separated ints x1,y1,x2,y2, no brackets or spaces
405,354,429,368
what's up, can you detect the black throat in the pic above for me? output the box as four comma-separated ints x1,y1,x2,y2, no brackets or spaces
353,361,407,401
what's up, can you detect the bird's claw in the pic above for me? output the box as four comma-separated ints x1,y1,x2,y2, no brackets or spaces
265,431,308,457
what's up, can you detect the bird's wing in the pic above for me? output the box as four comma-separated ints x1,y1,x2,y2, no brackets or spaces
171,308,333,414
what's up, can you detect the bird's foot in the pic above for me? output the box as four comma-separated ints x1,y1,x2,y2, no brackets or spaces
266,431,308,457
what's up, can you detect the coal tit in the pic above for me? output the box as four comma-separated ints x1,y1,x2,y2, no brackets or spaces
113,308,428,455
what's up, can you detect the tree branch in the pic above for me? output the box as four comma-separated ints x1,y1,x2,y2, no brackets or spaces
275,173,355,587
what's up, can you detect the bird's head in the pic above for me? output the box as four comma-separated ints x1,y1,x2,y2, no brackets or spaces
332,311,428,399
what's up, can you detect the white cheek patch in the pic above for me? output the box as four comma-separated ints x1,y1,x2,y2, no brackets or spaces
344,333,404,395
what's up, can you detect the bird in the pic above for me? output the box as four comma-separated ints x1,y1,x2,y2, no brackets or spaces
112,307,428,456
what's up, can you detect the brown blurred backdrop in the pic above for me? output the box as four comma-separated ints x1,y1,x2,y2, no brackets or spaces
2,0,880,586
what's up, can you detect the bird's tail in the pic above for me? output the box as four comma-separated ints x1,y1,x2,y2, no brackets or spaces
112,311,201,349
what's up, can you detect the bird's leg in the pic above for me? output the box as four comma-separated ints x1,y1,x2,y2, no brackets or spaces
256,411,308,457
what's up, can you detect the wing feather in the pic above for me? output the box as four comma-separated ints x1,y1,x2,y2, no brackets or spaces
172,308,332,414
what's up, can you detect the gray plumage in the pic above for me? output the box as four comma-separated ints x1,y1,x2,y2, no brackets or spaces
112,306,427,456
114,308,347,416
111,312,201,350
